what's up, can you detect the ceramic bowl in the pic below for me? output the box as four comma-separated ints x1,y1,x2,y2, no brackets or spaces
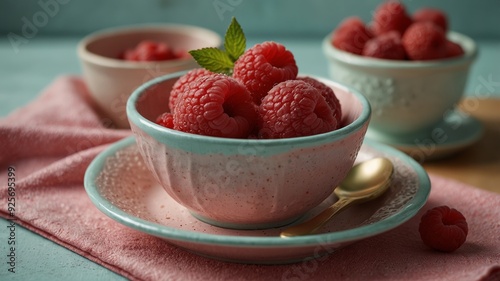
78,24,221,128
126,72,371,230
322,31,477,142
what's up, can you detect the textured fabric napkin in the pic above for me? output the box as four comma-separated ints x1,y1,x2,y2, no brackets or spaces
1,76,499,281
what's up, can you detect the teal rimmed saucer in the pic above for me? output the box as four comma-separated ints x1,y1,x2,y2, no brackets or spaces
84,136,430,264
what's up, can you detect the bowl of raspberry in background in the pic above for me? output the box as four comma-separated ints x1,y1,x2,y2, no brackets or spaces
126,70,371,229
322,1,478,144
77,24,222,128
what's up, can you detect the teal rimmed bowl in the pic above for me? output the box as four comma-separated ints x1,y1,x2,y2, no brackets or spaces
323,31,478,141
126,72,371,229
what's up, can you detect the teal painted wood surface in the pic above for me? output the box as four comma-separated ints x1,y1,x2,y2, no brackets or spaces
0,218,126,280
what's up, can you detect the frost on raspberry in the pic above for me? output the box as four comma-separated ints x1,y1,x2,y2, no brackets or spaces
233,41,298,105
297,76,342,129
169,68,214,111
418,205,468,252
258,80,336,139
331,17,373,55
362,31,407,60
371,1,413,36
173,74,258,138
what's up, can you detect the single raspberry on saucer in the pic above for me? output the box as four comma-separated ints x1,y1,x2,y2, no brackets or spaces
371,1,413,36
123,41,177,61
331,17,373,55
362,31,407,60
233,41,298,104
169,68,214,111
156,112,174,129
297,76,342,129
418,205,468,252
413,8,448,32
402,22,447,60
258,80,336,139
444,40,465,58
173,74,258,138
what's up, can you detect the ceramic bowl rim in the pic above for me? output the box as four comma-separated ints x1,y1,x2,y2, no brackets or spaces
322,31,478,69
126,71,372,149
77,24,222,69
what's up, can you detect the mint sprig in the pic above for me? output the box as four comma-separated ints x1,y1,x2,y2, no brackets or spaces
189,48,234,74
224,17,246,62
188,17,246,75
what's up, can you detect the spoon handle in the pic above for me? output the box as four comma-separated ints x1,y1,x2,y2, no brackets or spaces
280,197,354,237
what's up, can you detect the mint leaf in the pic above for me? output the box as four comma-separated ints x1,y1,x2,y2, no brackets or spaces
189,48,234,75
224,17,246,62
188,17,247,75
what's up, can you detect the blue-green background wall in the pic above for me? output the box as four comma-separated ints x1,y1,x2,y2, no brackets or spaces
1,0,499,39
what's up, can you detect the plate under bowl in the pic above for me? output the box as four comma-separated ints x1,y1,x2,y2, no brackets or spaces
366,111,483,161
84,137,430,264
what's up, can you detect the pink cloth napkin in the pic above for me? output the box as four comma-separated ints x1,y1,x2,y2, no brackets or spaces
1,76,499,281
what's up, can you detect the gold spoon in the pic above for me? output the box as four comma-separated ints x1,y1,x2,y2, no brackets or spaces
280,157,394,237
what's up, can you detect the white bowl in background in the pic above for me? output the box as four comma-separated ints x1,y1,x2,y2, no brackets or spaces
78,24,221,128
322,31,477,142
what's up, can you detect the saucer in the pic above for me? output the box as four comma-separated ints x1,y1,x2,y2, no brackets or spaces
84,137,430,264
366,111,484,161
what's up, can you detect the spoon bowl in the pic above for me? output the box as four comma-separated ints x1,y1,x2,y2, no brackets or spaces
281,157,393,237
334,157,393,199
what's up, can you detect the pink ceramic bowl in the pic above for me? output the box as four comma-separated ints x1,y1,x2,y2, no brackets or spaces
126,72,371,229
78,24,221,128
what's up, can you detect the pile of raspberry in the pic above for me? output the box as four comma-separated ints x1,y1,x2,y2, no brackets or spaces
156,41,343,139
331,1,464,60
120,41,188,62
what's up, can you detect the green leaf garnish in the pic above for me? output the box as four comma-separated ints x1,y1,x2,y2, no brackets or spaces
189,48,234,75
224,17,246,62
189,17,247,75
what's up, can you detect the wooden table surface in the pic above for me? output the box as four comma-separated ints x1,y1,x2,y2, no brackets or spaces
423,98,500,194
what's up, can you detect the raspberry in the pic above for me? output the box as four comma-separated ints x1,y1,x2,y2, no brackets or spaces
418,206,468,252
478,266,500,281
156,112,174,129
169,68,214,111
444,40,465,58
297,76,342,129
413,8,448,32
331,17,373,55
362,31,407,60
258,80,336,139
173,49,191,59
402,22,447,60
123,41,178,61
372,1,412,36
173,74,258,138
233,41,298,104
